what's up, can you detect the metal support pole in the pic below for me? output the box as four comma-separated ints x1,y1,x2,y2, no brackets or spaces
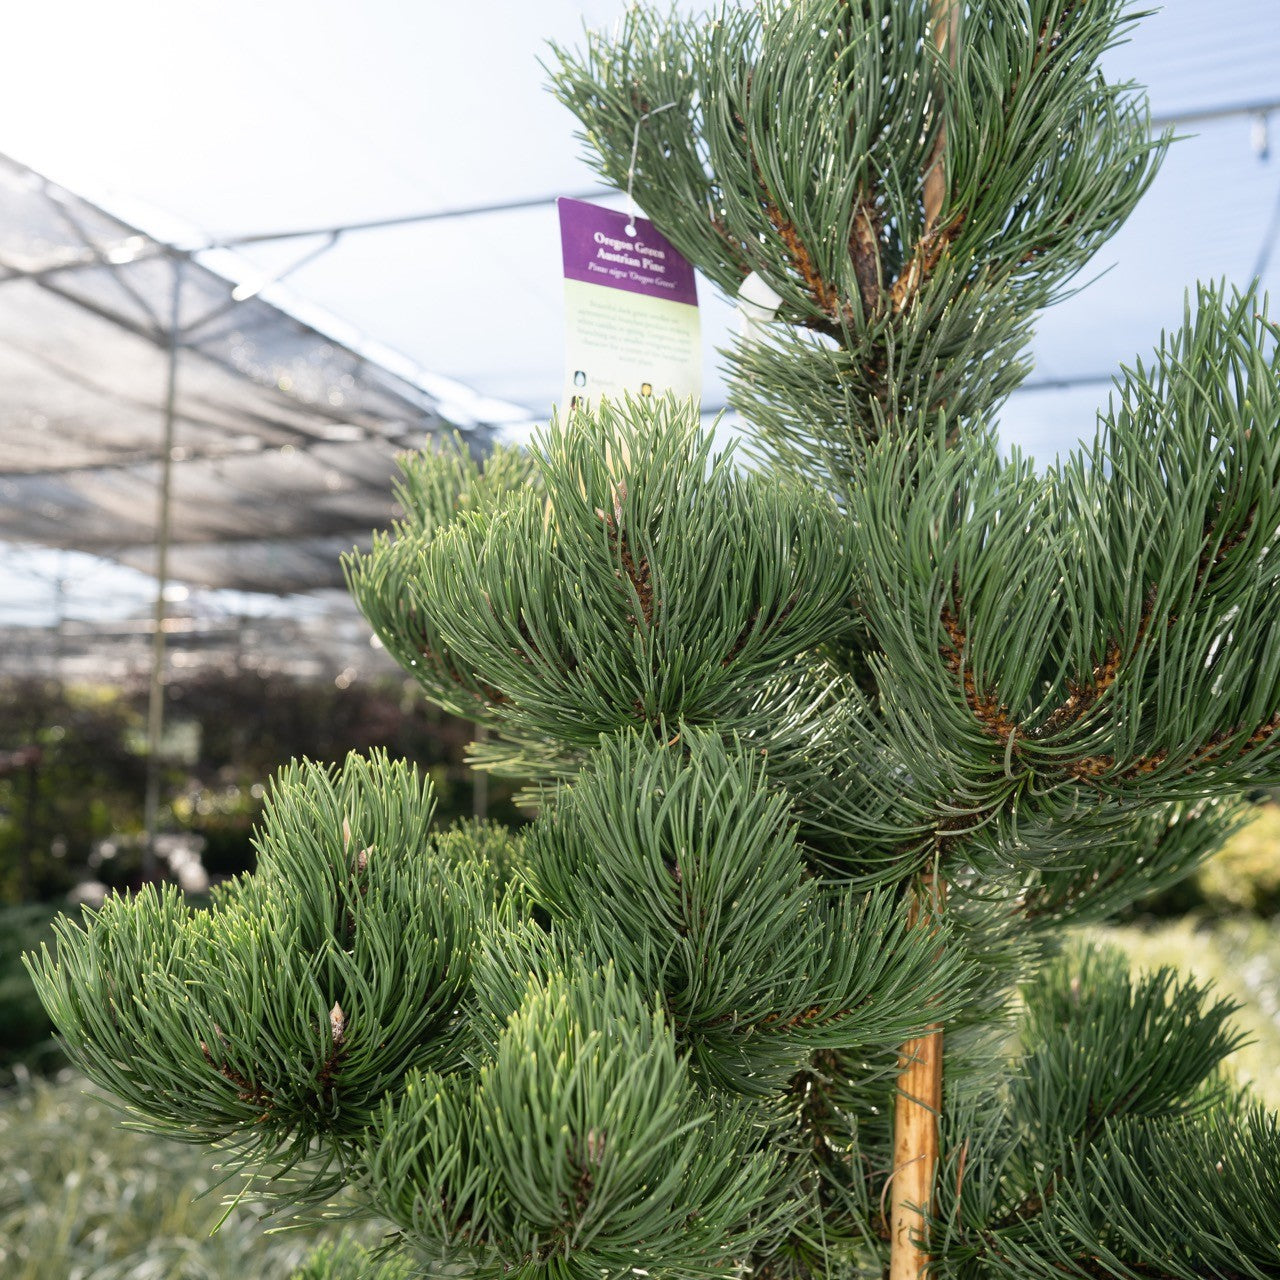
141,257,183,879
52,554,66,686
472,724,489,821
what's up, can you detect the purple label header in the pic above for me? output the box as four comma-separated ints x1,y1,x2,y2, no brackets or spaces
558,198,698,306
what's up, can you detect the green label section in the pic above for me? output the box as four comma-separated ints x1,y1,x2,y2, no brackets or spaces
563,277,701,413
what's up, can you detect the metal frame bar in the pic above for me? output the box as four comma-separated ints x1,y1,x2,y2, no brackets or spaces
0,429,386,479
180,231,341,338
21,270,168,345
214,187,613,248
44,178,166,331
141,257,183,878
187,99,1280,253
1150,96,1280,130
0,520,393,552
0,241,172,292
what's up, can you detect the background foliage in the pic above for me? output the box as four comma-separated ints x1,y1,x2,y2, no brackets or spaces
0,1071,387,1280
0,671,521,902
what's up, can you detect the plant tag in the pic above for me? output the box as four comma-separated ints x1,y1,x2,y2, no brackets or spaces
558,197,700,413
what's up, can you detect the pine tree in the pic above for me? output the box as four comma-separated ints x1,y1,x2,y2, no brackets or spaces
26,2,1280,1277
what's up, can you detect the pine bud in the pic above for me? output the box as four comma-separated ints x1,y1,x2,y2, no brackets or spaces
330,1002,346,1046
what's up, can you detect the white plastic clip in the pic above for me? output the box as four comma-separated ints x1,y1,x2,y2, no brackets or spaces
737,270,784,337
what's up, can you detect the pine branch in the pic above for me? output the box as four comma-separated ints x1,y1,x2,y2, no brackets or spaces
350,398,855,756
359,964,781,1276
840,285,1280,875
520,727,976,1094
929,947,1257,1279
25,753,492,1202
26,9,1280,1278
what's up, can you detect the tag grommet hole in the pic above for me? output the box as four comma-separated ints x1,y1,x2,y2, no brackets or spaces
624,222,637,237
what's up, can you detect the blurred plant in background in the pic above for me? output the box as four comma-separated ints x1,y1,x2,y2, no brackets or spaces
0,1071,397,1280
0,903,74,1083
1195,804,1280,916
0,671,522,902
0,681,146,903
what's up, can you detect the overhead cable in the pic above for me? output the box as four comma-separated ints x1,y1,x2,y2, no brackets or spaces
206,99,1280,251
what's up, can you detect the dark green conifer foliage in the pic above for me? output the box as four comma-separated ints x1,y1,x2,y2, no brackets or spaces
26,3,1280,1278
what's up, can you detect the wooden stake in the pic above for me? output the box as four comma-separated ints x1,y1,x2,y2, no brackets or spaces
922,0,961,234
888,877,945,1280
